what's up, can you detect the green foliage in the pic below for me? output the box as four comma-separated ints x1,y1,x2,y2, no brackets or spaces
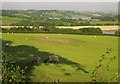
9,19,91,26
79,28,103,34
2,52,27,83
115,30,120,35
91,48,119,82
2,26,103,35
10,19,118,26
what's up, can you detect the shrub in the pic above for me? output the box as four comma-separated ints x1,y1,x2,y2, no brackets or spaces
79,27,103,35
90,48,119,82
2,52,27,83
2,26,103,35
115,30,120,35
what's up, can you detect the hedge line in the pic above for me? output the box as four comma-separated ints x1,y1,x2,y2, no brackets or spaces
1,26,103,35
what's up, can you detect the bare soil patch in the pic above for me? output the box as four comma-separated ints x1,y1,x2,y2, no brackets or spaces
56,26,118,31
32,37,73,44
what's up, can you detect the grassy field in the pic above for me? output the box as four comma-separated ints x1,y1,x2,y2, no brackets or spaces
0,16,118,26
90,21,118,25
2,33,118,82
1,16,24,25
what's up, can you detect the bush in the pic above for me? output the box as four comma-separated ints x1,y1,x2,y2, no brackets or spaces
90,48,119,82
115,30,120,35
79,27,103,34
2,52,27,83
2,26,103,35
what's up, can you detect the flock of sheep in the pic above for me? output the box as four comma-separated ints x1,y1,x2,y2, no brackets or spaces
32,55,59,64
5,42,59,64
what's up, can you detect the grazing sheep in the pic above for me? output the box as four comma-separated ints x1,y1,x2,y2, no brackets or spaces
26,38,28,40
6,43,10,47
44,55,59,64
45,37,49,39
32,56,41,64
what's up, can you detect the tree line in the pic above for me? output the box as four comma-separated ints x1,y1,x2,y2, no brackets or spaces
3,19,117,26
2,26,103,35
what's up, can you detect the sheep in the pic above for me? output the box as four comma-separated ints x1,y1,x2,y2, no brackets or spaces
26,38,28,40
44,55,59,64
6,43,10,47
45,37,49,39
32,56,41,64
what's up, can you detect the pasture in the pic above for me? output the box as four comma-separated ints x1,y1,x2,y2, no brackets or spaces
90,21,118,25
2,33,118,82
1,16,24,25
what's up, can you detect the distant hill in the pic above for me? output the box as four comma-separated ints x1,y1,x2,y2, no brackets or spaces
2,10,118,20
1,10,118,26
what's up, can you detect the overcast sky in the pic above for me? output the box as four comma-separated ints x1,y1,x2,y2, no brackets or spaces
2,2,118,12
1,0,119,2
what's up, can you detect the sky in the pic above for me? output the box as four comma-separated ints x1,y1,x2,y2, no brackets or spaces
2,2,118,12
1,0,119,2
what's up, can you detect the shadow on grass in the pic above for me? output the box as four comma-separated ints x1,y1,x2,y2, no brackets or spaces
2,40,89,80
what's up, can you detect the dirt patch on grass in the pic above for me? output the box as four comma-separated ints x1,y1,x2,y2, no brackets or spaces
32,37,73,44
43,38,72,44
32,37,86,46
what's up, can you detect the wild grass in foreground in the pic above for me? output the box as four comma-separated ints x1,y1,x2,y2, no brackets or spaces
91,48,119,82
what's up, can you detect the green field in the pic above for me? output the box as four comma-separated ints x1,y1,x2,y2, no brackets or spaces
2,33,118,82
1,16,24,25
90,21,118,25
0,16,118,26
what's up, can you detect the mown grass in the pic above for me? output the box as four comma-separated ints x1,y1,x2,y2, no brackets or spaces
2,33,118,82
